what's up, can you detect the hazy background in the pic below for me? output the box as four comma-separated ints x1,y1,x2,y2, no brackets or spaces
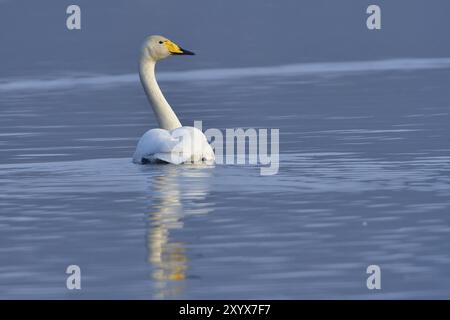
1,0,449,77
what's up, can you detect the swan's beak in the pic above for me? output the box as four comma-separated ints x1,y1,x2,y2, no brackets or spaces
165,40,195,56
176,47,195,55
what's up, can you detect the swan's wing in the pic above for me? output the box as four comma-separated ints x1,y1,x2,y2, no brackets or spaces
133,126,215,164
133,128,177,163
171,126,216,163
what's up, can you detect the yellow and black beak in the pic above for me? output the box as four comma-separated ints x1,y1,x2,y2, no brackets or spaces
164,40,195,56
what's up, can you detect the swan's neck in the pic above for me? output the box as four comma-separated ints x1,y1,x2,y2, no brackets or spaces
139,58,182,130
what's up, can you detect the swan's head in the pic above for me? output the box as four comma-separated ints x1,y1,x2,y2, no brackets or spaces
142,35,195,61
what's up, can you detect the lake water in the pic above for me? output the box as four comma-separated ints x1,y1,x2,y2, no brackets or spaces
1,57,450,299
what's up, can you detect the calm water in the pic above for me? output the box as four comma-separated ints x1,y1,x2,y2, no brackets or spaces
1,58,450,299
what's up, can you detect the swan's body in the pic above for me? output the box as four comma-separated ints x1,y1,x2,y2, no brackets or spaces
133,126,214,164
133,35,214,165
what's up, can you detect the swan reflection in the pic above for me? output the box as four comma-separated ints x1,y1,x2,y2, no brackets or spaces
146,165,213,299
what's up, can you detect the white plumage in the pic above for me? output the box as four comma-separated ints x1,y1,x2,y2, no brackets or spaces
133,126,215,164
133,35,215,165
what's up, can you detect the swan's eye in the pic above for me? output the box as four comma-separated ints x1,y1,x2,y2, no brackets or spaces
158,41,164,44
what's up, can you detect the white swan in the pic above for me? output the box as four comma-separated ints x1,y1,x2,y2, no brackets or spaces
133,35,215,165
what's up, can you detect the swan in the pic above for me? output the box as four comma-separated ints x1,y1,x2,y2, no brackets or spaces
133,35,215,165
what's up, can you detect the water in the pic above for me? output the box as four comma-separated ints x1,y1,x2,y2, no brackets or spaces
1,0,450,299
1,59,450,299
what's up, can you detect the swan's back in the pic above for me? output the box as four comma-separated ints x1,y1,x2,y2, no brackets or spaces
133,126,215,164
